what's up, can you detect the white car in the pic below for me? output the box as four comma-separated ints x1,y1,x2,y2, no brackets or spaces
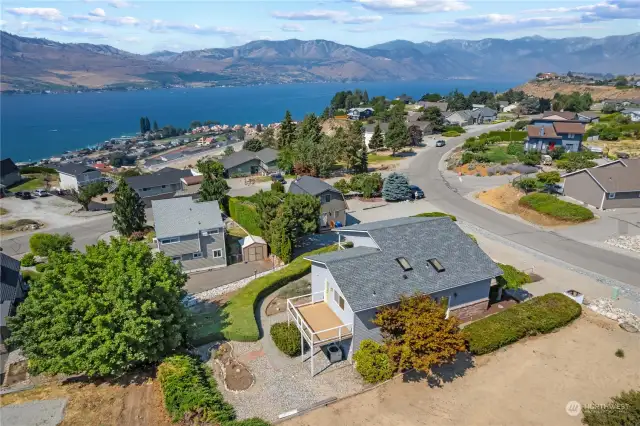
33,189,50,197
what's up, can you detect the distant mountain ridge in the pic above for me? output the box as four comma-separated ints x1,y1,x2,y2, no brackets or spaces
1,31,639,91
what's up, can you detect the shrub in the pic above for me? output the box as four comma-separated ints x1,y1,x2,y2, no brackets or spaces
461,152,475,164
463,138,488,153
158,355,236,424
615,348,625,358
270,181,284,193
333,178,351,194
225,420,272,426
582,389,640,426
270,322,303,356
474,153,491,163
191,245,338,344
443,125,465,134
129,231,145,241
513,177,538,193
29,233,74,257
20,252,36,267
466,233,478,244
442,131,461,137
496,263,531,289
520,151,541,166
21,270,41,284
228,198,262,236
353,340,395,384
513,120,529,130
412,212,457,221
350,173,383,198
519,193,594,222
464,293,582,355
506,142,524,155
34,263,50,273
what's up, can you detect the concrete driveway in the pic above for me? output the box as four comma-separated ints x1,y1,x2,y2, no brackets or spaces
185,260,274,294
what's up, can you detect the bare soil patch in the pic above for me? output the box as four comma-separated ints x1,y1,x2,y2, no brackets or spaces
285,311,639,426
215,343,253,392
584,139,640,158
516,81,640,101
0,372,172,426
266,279,311,316
477,185,586,227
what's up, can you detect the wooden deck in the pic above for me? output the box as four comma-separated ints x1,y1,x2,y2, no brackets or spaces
296,302,352,343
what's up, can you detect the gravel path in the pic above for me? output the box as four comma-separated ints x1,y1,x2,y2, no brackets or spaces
0,399,67,426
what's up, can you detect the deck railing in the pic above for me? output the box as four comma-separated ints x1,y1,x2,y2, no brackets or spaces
286,292,353,344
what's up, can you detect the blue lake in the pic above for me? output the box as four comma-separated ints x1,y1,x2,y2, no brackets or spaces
1,80,521,162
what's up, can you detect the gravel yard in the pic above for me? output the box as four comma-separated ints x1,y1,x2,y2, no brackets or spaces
605,235,640,254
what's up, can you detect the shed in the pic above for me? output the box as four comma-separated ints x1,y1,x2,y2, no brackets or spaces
240,235,268,262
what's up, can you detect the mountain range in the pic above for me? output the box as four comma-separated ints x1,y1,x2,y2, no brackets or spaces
2,31,639,92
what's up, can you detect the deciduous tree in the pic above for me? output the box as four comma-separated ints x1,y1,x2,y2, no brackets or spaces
72,181,107,211
29,233,74,257
196,158,224,178
8,239,188,377
243,139,263,152
113,179,146,237
200,174,230,203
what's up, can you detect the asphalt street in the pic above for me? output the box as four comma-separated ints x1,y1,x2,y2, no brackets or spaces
406,125,640,288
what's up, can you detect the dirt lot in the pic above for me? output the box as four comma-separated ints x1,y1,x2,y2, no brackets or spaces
584,139,640,158
0,373,173,426
476,184,589,227
286,311,639,426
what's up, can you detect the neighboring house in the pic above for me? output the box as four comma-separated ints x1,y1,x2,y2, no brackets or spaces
577,112,600,124
221,148,279,177
152,197,227,273
470,107,498,124
525,121,585,153
498,101,509,111
55,163,103,191
407,119,434,136
541,111,579,121
1,253,27,346
288,176,348,230
125,167,194,205
621,109,640,122
471,103,485,110
347,108,374,121
416,101,448,112
395,95,414,104
0,158,21,188
363,122,389,149
562,159,640,210
503,104,519,113
286,217,502,375
444,110,473,126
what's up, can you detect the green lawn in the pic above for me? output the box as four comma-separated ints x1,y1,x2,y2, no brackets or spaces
519,193,595,222
368,153,398,163
486,146,518,164
9,175,46,192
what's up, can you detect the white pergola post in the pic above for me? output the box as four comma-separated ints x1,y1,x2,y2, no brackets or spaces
310,334,314,376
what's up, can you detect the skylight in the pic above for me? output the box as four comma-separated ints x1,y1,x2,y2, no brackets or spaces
396,257,412,271
428,258,445,273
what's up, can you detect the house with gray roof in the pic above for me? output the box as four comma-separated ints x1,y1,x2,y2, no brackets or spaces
289,176,348,230
286,216,502,375
125,167,195,205
470,107,498,124
444,110,473,126
55,163,103,191
152,197,227,273
0,158,21,188
221,148,279,177
1,253,26,349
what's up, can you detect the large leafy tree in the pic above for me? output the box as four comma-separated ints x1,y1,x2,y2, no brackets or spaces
29,233,74,257
382,172,412,201
368,123,384,151
8,239,188,377
72,181,107,211
196,158,224,177
260,127,276,148
374,293,466,374
113,179,146,237
243,139,263,152
278,110,296,149
200,174,230,203
446,89,472,111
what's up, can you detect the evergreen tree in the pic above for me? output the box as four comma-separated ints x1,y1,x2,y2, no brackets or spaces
144,117,151,133
299,113,322,145
343,121,365,172
422,106,446,132
368,122,384,151
408,125,423,146
359,142,369,174
278,110,296,149
153,120,159,131
447,89,471,111
140,117,146,134
113,179,146,237
363,90,369,104
384,112,409,155
382,172,412,201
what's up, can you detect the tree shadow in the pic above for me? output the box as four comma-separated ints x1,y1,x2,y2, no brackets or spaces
61,368,156,388
402,352,475,388
187,299,231,347
394,151,417,158
345,213,361,226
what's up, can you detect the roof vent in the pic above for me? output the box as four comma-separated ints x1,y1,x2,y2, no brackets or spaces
402,274,408,279
539,127,545,136
428,258,445,273
396,257,412,271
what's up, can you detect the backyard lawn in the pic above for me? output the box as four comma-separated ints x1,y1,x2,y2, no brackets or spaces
8,174,58,192
368,153,398,163
485,145,518,164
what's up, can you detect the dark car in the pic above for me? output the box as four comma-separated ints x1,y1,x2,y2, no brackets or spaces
409,185,424,199
504,288,533,303
435,140,446,147
15,191,33,200
270,173,286,184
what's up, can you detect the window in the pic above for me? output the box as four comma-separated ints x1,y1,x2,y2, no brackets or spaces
395,257,412,271
568,133,575,138
608,192,616,199
324,194,331,203
212,249,222,258
192,252,202,259
334,291,345,310
160,237,180,244
428,258,445,272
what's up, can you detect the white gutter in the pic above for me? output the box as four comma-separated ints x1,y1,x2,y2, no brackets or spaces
599,191,606,210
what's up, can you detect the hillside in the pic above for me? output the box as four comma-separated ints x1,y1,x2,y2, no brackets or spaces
516,81,640,102
2,31,640,92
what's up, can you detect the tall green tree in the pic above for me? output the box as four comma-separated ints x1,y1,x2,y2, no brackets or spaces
153,120,159,131
190,120,202,129
200,174,230,203
408,125,423,146
144,117,151,133
140,117,146,134
278,110,296,149
196,158,224,177
343,121,366,172
243,139,263,152
420,93,442,102
260,127,276,148
447,89,472,111
299,113,322,145
72,181,107,211
8,238,188,377
363,90,370,104
421,106,445,132
113,179,146,237
368,122,385,151
384,112,409,155
382,172,412,201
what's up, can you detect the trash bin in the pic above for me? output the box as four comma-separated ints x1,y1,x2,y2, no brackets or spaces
327,344,343,363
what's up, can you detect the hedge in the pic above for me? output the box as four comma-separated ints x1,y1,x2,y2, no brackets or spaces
481,130,527,141
442,131,461,137
519,193,594,222
190,244,338,344
228,197,262,236
413,212,457,222
464,293,582,355
496,263,531,289
353,340,394,384
19,166,59,175
270,322,303,356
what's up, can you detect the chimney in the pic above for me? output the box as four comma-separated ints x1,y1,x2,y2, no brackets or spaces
540,127,545,136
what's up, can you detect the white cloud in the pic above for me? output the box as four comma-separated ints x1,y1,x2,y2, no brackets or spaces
5,7,64,21
17,22,107,39
70,13,140,26
89,8,106,17
109,0,132,8
421,13,582,33
271,9,382,24
280,23,304,32
350,0,469,14
149,20,243,37
526,0,640,21
0,20,6,27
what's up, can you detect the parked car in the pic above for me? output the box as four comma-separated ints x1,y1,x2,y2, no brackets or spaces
271,173,286,184
34,189,50,197
503,288,533,303
409,185,424,199
435,140,446,147
15,191,33,200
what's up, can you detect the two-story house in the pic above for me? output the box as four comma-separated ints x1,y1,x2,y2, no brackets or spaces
525,121,585,153
288,176,349,230
152,197,227,273
55,163,103,191
221,148,279,177
347,108,374,121
125,167,195,205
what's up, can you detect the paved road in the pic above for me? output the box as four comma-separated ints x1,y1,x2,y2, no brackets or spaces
406,125,640,287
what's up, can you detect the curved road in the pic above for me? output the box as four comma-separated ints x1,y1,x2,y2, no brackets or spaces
407,126,640,288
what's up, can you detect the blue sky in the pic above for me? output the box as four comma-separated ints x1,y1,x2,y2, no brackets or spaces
2,0,639,53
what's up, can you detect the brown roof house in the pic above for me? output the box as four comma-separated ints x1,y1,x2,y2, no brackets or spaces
525,121,585,153
562,159,640,210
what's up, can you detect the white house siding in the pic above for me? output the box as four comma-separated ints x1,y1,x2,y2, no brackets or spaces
338,231,378,249
309,263,354,328
77,170,102,186
58,173,80,191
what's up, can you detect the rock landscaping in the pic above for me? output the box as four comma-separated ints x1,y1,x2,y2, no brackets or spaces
586,298,640,332
605,235,640,254
214,342,254,392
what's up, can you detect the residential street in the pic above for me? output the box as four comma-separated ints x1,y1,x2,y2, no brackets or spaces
406,124,640,288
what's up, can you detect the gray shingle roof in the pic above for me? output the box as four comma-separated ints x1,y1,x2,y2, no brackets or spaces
337,216,426,232
1,253,21,303
125,167,193,190
289,176,340,197
55,163,99,177
364,123,390,133
152,197,224,239
0,158,19,178
308,217,501,312
221,148,279,170
470,107,497,118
